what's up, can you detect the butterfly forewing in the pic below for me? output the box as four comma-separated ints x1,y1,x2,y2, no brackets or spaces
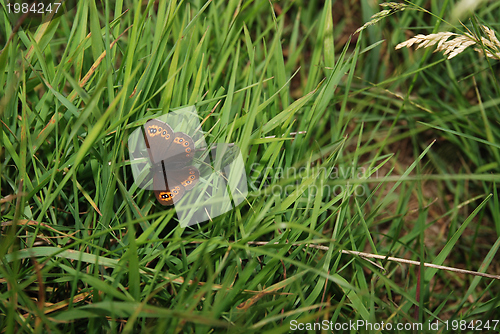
144,119,195,166
161,132,195,164
144,119,175,164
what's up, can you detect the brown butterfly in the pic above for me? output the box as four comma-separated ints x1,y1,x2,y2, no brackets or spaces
143,119,200,206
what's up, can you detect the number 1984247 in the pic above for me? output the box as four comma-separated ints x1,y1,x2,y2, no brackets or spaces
6,2,62,14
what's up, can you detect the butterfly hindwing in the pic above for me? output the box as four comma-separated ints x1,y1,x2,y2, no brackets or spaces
165,166,199,191
153,167,186,206
153,166,200,206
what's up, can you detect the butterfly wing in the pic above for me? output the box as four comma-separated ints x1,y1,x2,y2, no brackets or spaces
144,119,175,165
153,166,200,206
161,132,195,165
144,119,195,166
165,166,200,191
145,118,199,205
153,167,185,206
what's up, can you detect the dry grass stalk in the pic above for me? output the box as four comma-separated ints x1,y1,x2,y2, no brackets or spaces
396,25,500,60
247,241,500,280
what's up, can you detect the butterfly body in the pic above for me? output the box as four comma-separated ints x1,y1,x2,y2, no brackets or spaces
144,119,200,206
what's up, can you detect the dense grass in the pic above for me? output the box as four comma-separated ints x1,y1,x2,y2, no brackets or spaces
1,0,499,332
